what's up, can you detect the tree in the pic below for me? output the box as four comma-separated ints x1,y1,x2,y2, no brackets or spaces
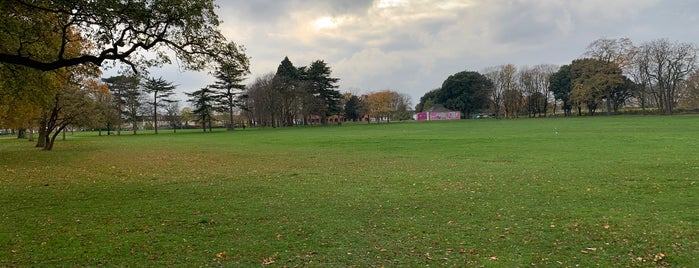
274,57,303,126
549,64,573,116
365,90,395,123
585,37,638,114
84,78,116,136
610,77,639,113
502,87,523,118
244,72,283,127
142,76,176,134
304,60,342,125
679,70,699,110
570,58,624,116
437,71,492,119
483,64,517,118
633,39,698,114
415,88,440,112
533,64,557,117
37,74,100,150
394,93,413,121
518,65,555,118
343,94,363,122
0,0,229,73
181,107,193,128
0,5,66,137
123,82,144,134
519,66,538,117
0,65,53,137
585,37,636,70
210,42,250,130
187,86,216,132
103,75,139,135
0,14,102,150
164,102,181,133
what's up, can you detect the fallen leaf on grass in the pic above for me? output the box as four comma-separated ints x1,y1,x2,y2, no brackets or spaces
653,252,665,262
262,257,275,265
581,248,597,254
215,251,228,260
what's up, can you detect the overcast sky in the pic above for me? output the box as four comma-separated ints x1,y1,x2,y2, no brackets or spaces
134,0,699,105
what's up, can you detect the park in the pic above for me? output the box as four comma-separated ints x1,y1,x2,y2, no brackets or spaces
1,116,697,266
2,1,699,266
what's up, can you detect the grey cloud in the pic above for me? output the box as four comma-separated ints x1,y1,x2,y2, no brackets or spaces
132,0,699,106
217,0,373,22
487,2,571,45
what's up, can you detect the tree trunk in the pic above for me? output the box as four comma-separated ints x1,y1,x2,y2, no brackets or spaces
117,114,122,136
154,107,159,134
228,96,235,130
44,124,67,151
35,116,47,148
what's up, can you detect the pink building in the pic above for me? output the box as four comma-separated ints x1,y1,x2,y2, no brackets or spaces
415,104,461,121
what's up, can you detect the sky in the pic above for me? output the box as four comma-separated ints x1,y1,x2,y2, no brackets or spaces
131,0,699,106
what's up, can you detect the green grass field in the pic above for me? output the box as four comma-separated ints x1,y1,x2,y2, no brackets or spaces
1,116,698,267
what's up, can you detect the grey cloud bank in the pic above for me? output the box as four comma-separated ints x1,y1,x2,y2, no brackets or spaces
140,0,699,105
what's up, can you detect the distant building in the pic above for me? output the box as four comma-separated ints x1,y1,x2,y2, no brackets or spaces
414,104,461,121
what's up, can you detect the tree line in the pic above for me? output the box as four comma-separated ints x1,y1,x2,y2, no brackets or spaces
2,1,699,150
242,57,412,127
417,38,699,118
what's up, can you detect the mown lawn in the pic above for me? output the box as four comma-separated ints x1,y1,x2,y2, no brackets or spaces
1,116,698,267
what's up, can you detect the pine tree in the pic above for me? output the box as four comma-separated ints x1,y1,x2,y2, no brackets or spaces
142,77,176,134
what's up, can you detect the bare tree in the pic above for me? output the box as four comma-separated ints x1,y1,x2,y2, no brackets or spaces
390,92,413,121
483,66,505,118
519,66,538,117
585,37,636,70
533,64,557,117
244,73,281,127
634,39,698,114
165,102,181,133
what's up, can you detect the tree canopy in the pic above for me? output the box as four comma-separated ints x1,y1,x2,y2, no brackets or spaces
549,64,573,116
304,60,341,125
437,71,493,119
570,58,624,116
0,0,227,72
